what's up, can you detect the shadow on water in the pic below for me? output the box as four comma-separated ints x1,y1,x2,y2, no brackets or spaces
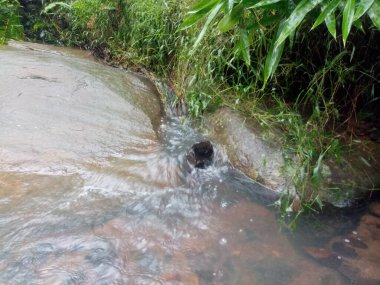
1,42,377,285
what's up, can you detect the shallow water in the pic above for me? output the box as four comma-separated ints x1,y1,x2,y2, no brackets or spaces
0,42,370,284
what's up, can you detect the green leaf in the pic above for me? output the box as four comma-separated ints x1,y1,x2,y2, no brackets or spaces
242,0,260,7
314,196,324,210
325,11,337,38
193,3,224,48
246,15,280,30
178,7,212,30
218,4,243,32
311,0,340,30
190,0,220,13
246,15,281,31
238,28,251,66
275,0,323,48
250,0,284,8
368,0,380,29
42,2,71,14
342,0,356,46
353,18,365,31
288,30,295,49
354,0,374,20
263,22,285,87
227,0,235,11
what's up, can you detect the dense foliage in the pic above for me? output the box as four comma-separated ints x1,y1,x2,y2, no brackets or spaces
0,0,23,43
179,0,380,86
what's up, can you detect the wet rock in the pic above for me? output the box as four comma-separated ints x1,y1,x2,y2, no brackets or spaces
203,108,296,194
369,201,380,218
0,42,161,171
331,242,358,258
303,247,342,269
203,108,380,205
160,272,199,285
186,141,214,169
305,213,380,284
347,237,368,249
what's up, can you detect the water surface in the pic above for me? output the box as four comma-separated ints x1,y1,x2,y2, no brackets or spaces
0,42,355,284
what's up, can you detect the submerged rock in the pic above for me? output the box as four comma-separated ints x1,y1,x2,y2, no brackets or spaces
369,201,380,218
304,209,380,284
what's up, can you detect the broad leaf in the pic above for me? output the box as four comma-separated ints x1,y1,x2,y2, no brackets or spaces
325,11,337,38
342,0,355,46
193,3,224,48
238,28,251,66
178,7,212,30
368,0,380,29
311,0,340,29
190,0,220,13
354,0,374,20
218,4,243,32
275,0,323,48
264,22,285,87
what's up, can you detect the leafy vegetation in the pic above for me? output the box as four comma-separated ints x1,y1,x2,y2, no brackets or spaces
179,0,380,86
0,0,23,44
3,0,380,216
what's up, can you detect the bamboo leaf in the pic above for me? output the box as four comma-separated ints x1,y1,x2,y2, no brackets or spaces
275,0,323,48
190,0,220,13
311,0,340,30
342,0,356,46
227,0,234,11
264,22,285,87
193,3,224,48
325,11,337,38
178,7,212,30
249,0,284,8
218,4,243,32
238,28,251,66
247,15,280,30
354,0,374,20
368,0,380,29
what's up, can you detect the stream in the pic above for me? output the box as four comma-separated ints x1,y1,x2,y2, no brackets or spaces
0,42,379,285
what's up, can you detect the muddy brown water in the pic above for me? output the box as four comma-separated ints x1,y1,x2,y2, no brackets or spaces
0,42,372,284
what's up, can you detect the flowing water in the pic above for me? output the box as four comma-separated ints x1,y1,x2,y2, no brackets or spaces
0,42,377,285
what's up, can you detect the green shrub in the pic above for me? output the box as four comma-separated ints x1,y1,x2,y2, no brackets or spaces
0,0,23,44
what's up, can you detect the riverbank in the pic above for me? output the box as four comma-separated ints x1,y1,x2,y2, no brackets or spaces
2,0,380,213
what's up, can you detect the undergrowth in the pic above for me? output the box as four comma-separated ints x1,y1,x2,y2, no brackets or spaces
6,0,380,218
0,0,23,43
